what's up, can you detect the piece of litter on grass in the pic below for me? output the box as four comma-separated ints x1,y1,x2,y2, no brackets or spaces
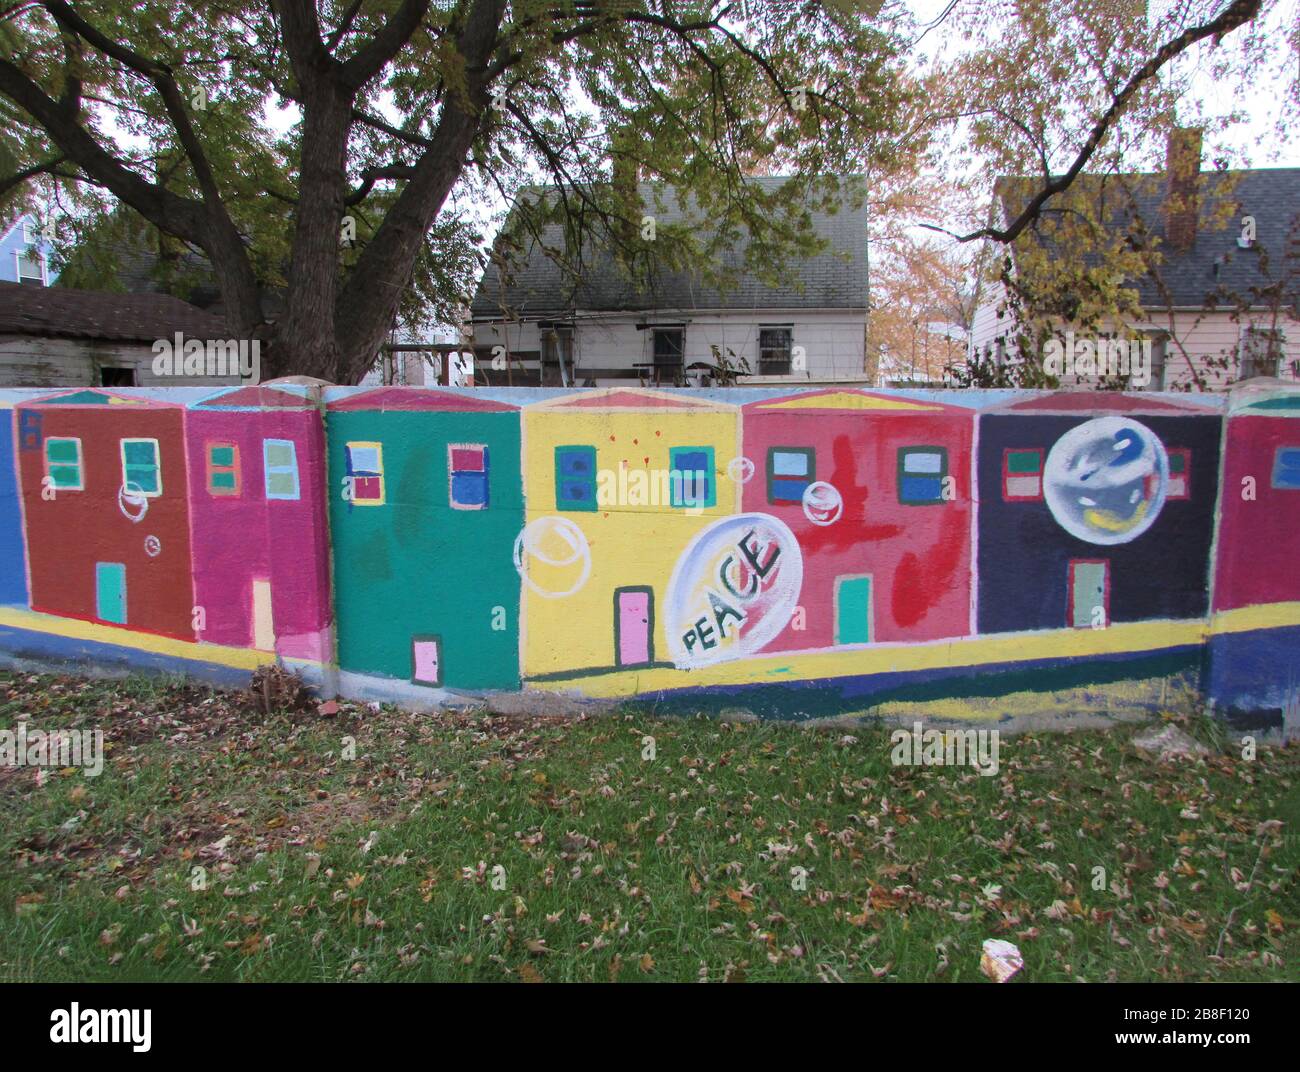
980,938,1023,983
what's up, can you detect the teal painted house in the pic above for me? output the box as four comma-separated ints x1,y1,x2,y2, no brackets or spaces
326,388,522,691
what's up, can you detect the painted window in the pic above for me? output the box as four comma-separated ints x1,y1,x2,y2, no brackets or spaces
264,438,301,501
44,436,83,490
206,443,241,496
449,443,489,510
1002,448,1044,501
555,445,597,511
1166,448,1191,500
120,438,161,497
1272,446,1300,490
767,447,815,504
670,446,716,508
345,441,384,505
898,446,948,504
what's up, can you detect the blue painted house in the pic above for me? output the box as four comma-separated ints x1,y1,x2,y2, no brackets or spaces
0,214,55,286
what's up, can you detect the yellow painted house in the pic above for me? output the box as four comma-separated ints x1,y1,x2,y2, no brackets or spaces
520,389,739,679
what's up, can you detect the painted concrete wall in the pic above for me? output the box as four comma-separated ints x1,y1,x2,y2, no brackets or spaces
0,381,1297,734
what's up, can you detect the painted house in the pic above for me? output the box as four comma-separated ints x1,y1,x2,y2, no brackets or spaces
470,176,868,387
326,388,523,692
1205,384,1300,723
14,389,195,639
520,389,739,679
976,392,1222,635
0,399,28,605
186,385,332,662
740,390,975,650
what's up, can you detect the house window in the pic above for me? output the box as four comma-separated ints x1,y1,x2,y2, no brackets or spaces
449,443,489,510
898,446,948,504
767,447,815,504
1002,448,1044,501
100,367,136,387
206,443,241,496
264,439,300,501
21,219,35,244
344,441,383,505
669,446,716,508
758,326,793,375
44,437,83,491
120,438,161,497
16,250,45,285
652,329,684,372
1166,448,1191,500
555,445,597,510
1240,327,1284,380
1271,447,1300,490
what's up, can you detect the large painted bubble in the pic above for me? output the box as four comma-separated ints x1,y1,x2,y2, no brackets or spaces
1043,416,1169,545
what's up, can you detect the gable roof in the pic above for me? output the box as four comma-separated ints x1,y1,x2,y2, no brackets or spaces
471,176,867,319
996,167,1300,311
194,385,314,409
985,390,1219,415
17,388,180,408
327,387,518,412
743,388,958,414
0,280,227,343
529,387,736,411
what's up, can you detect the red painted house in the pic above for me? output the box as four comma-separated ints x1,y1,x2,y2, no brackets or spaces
186,385,332,660
15,389,195,639
740,390,974,650
1213,390,1300,612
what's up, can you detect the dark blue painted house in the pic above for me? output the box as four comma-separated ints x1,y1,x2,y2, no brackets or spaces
976,392,1222,634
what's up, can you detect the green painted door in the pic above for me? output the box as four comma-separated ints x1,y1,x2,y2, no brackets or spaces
836,575,872,645
95,562,126,625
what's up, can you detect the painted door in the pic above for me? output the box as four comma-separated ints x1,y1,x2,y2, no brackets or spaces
1069,560,1109,628
95,562,126,625
615,587,653,667
835,575,872,645
252,580,275,650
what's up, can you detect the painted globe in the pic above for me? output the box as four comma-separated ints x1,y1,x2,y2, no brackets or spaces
1043,416,1169,545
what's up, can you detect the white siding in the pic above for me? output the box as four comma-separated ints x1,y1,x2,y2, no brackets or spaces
469,308,866,385
0,336,242,388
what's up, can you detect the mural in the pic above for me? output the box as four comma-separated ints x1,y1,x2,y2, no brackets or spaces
0,383,1296,731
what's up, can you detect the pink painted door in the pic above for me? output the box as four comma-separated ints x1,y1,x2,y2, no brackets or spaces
616,587,653,667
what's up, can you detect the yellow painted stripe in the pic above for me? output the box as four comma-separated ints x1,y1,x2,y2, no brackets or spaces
526,617,1208,698
1209,601,1300,635
753,391,942,412
0,606,276,671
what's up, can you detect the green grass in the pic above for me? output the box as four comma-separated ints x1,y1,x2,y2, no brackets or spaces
0,669,1296,982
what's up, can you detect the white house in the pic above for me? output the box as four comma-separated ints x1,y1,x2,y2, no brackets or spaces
467,176,868,387
968,133,1300,391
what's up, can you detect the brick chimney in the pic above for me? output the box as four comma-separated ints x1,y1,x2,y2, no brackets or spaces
1164,127,1202,252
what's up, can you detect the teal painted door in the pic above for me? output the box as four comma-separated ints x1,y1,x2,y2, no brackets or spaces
836,576,872,645
95,562,126,624
1070,560,1108,628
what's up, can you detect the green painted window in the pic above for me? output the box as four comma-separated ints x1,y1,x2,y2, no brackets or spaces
120,438,161,496
207,443,240,496
44,437,83,490
264,439,300,500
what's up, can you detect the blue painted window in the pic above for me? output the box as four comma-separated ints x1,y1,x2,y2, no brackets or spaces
555,445,597,510
898,446,948,504
767,447,814,504
1272,446,1300,490
670,446,715,508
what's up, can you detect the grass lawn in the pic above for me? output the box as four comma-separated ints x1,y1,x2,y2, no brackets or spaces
0,669,1296,982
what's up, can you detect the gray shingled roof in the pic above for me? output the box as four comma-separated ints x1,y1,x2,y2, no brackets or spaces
471,176,867,319
0,280,229,342
998,167,1300,311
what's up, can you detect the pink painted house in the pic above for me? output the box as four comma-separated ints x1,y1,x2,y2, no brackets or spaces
185,386,332,661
